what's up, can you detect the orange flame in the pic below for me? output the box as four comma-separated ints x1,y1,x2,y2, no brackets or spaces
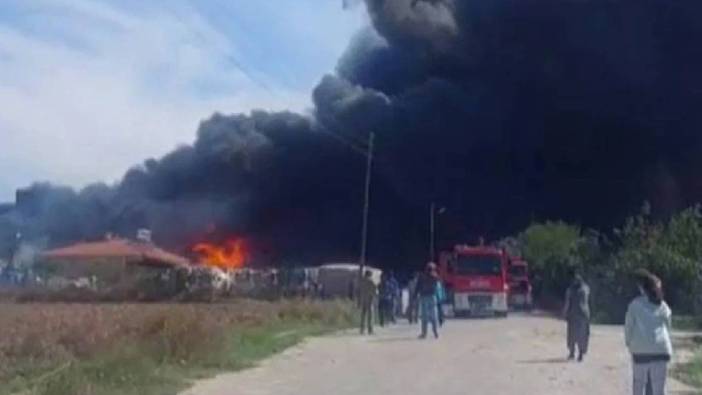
192,238,247,269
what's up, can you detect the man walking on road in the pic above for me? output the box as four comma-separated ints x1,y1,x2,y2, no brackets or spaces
359,270,377,335
416,263,440,339
563,272,591,362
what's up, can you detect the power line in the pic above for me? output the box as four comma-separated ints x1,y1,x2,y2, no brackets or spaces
317,128,394,170
318,128,371,158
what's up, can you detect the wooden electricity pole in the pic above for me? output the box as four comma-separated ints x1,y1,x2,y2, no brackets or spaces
430,202,436,262
358,132,375,285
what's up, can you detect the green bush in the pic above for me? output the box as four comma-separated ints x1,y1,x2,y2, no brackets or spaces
508,203,702,322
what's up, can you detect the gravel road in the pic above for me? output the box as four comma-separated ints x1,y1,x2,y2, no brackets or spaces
182,314,696,395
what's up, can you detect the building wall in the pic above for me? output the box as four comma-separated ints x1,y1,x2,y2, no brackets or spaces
41,258,170,291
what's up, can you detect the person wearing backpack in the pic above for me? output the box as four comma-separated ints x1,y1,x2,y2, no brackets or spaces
415,262,440,339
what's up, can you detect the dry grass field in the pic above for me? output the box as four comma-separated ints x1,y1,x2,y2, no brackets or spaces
0,299,355,395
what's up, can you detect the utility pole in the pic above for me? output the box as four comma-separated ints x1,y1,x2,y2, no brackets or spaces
429,204,446,263
5,232,21,284
358,132,375,285
429,202,436,262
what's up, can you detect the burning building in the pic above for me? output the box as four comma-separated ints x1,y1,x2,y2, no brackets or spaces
40,234,190,295
192,238,248,270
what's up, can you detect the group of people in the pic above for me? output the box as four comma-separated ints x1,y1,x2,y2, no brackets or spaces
358,262,446,339
360,263,674,394
358,270,399,335
563,269,673,395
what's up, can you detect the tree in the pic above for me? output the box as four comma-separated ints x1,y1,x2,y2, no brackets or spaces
505,203,702,320
518,221,584,302
519,221,581,276
613,203,702,313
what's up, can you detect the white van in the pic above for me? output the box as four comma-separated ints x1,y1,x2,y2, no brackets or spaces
317,263,382,298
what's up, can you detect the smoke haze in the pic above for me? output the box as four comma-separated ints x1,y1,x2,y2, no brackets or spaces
2,0,702,271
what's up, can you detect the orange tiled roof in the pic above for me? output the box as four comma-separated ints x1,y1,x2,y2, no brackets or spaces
42,238,190,267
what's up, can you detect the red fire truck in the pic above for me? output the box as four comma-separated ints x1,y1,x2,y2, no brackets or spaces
438,245,510,317
507,257,533,310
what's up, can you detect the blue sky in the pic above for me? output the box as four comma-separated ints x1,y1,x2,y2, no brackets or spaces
0,0,367,202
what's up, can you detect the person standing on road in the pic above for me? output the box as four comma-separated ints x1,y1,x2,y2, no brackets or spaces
407,272,420,324
415,262,440,339
562,272,590,361
388,271,400,323
436,278,447,326
625,270,673,395
359,270,377,335
378,272,397,327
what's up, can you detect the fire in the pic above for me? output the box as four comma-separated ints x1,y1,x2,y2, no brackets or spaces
192,238,247,269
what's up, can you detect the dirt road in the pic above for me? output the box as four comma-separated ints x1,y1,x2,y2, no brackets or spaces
183,314,695,395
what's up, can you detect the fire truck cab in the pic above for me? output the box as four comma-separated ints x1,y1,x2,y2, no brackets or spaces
439,245,509,317
507,257,533,310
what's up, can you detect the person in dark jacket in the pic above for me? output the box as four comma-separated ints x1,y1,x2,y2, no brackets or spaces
562,272,591,361
436,279,447,326
379,272,398,326
388,271,400,323
415,262,440,339
358,270,377,335
407,271,420,324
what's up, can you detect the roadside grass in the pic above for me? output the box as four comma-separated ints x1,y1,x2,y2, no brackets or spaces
0,300,355,395
675,350,702,392
671,323,702,392
674,316,702,332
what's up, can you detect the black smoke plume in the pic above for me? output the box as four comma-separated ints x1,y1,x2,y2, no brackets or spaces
2,0,702,271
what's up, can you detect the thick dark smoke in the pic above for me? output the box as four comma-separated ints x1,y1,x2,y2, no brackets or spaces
2,0,702,271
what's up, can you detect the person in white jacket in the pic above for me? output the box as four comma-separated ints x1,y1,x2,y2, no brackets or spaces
625,270,673,395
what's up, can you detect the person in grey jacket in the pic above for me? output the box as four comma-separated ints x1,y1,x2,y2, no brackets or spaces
625,270,673,395
562,272,590,362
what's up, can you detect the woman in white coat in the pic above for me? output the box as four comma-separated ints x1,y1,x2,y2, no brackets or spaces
625,270,673,395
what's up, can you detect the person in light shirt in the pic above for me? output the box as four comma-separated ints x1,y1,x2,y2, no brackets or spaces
625,269,673,395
